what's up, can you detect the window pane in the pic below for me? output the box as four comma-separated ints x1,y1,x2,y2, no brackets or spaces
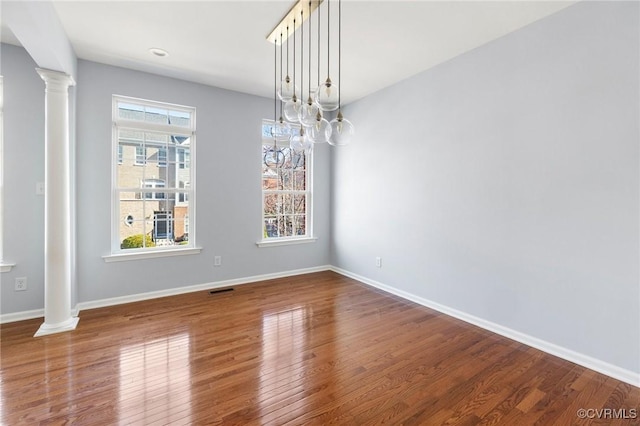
278,169,292,191
118,103,144,121
173,208,189,243
119,221,154,250
169,111,191,128
153,211,174,242
293,170,306,191
293,194,306,214
145,107,168,124
264,193,278,216
282,193,294,215
118,158,144,187
294,215,306,236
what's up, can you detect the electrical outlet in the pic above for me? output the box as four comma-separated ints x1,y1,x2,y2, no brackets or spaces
214,256,222,267
376,257,382,268
15,277,27,291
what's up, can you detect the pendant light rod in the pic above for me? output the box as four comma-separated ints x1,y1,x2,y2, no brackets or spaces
338,0,341,108
267,0,324,44
274,38,277,123
300,8,304,101
293,18,296,96
326,0,330,78
308,1,312,97
280,32,284,118
273,36,277,147
317,0,321,87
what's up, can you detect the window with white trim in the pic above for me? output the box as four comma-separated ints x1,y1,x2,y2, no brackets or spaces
260,119,310,241
112,96,195,252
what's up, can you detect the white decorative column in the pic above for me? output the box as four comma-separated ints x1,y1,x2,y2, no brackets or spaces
34,68,79,337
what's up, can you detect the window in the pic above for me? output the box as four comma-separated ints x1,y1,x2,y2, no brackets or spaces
178,148,189,169
142,179,165,200
158,147,167,167
260,119,311,242
178,181,189,204
135,146,146,165
112,96,195,253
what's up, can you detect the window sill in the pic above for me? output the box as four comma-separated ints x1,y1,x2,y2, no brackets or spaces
256,237,317,248
0,262,16,273
103,247,202,263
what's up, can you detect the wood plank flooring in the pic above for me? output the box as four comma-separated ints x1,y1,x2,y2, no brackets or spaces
1,271,638,425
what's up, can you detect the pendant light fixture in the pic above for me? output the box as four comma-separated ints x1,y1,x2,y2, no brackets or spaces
266,0,352,148
307,0,331,144
314,0,339,112
277,26,297,102
329,0,354,146
290,8,312,153
273,32,292,142
290,126,312,153
265,37,286,168
298,1,321,128
283,18,301,122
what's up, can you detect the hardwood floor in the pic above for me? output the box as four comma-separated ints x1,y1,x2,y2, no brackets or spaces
1,271,638,425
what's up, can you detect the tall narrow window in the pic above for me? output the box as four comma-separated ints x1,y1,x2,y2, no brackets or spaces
260,120,311,243
112,96,195,253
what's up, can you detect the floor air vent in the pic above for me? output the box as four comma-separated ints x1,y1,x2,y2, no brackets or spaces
209,288,234,295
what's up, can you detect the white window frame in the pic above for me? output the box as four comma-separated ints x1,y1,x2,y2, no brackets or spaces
257,119,316,247
106,95,199,262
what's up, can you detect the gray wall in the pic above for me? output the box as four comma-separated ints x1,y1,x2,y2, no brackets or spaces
1,44,46,313
1,49,330,311
75,60,330,303
331,1,639,373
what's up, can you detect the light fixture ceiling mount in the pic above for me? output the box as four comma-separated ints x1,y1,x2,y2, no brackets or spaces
267,0,323,45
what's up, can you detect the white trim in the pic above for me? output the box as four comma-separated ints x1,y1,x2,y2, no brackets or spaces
0,265,330,324
3,263,637,388
103,247,201,262
0,262,15,272
34,316,79,337
256,237,318,248
1,308,44,323
330,266,640,389
76,265,331,311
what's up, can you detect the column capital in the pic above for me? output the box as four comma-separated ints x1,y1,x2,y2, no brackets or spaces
36,68,76,93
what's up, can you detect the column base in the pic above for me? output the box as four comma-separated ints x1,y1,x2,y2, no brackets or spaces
34,316,79,337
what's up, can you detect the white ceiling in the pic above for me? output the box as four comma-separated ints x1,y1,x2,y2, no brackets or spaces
2,0,575,104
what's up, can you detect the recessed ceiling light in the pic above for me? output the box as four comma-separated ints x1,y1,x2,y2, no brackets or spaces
149,48,169,58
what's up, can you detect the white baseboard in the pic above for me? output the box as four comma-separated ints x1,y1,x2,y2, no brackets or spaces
330,266,640,389
0,308,44,324
75,265,332,312
0,265,331,324
3,264,638,389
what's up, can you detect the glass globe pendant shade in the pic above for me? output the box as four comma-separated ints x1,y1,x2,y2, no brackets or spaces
315,77,339,112
290,128,313,153
307,112,332,143
298,97,321,127
329,111,355,146
263,146,285,168
272,117,292,142
283,94,301,122
278,75,298,102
